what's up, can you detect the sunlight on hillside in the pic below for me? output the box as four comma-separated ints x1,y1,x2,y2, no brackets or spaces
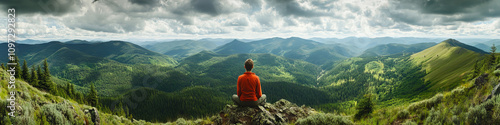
411,41,483,91
364,61,384,74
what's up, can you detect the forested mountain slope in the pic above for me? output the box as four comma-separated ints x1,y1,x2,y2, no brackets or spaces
177,51,321,86
0,41,178,97
317,39,489,110
143,40,218,60
0,69,155,124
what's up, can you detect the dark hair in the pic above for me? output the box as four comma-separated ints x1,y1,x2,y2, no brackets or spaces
245,59,253,71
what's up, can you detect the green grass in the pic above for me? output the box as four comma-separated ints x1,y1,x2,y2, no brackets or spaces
0,69,159,124
411,41,485,91
355,54,500,124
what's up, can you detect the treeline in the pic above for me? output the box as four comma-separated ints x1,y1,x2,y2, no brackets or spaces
319,54,429,104
99,86,230,122
358,44,500,124
1,57,98,107
469,44,499,80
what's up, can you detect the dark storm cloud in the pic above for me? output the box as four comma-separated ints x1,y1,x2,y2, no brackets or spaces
385,0,500,26
267,0,332,17
0,0,78,16
380,6,433,26
402,0,491,15
191,0,219,16
128,0,159,6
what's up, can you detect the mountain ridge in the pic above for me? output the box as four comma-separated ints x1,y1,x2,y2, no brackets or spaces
360,42,437,57
143,40,219,60
214,37,353,65
442,39,488,54
0,41,177,66
411,39,486,91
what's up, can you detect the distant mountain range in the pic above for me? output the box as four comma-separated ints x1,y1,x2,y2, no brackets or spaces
311,37,444,52
360,42,437,57
144,40,219,60
214,37,354,65
1,41,177,65
15,37,498,60
1,37,496,123
473,40,499,52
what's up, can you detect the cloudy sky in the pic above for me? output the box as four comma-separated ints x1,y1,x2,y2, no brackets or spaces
1,0,500,41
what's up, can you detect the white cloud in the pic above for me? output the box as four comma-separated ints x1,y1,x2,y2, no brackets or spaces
0,0,498,41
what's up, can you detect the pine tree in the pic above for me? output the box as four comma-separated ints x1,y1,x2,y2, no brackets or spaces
77,92,84,104
473,60,480,78
66,82,73,98
31,65,39,87
9,56,21,79
71,83,76,99
114,102,126,117
38,65,48,91
39,59,56,94
491,44,497,67
37,65,43,85
21,60,30,80
88,83,98,106
43,59,52,84
355,94,374,120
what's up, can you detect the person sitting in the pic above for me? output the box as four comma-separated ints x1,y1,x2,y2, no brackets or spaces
232,59,266,107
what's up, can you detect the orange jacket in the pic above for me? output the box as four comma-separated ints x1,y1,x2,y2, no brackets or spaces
237,72,262,101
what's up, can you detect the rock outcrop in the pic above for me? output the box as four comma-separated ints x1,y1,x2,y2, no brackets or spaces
475,73,489,87
214,99,316,125
85,107,100,125
483,82,500,103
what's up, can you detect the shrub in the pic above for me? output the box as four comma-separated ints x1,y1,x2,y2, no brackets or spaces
466,103,488,124
175,118,188,125
416,109,428,121
295,113,354,125
41,104,68,125
40,103,77,125
3,117,12,125
424,108,444,125
14,115,36,125
408,93,443,112
450,87,465,96
194,118,211,125
397,109,410,120
402,120,417,125
494,70,500,76
14,102,36,125
466,95,500,124
452,115,459,125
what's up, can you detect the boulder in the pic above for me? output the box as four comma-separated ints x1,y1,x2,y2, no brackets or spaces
85,107,101,125
475,73,489,87
216,99,315,125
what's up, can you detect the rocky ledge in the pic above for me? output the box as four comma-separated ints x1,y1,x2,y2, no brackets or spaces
214,99,316,125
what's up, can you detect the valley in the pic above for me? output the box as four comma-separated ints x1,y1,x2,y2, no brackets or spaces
0,37,499,124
